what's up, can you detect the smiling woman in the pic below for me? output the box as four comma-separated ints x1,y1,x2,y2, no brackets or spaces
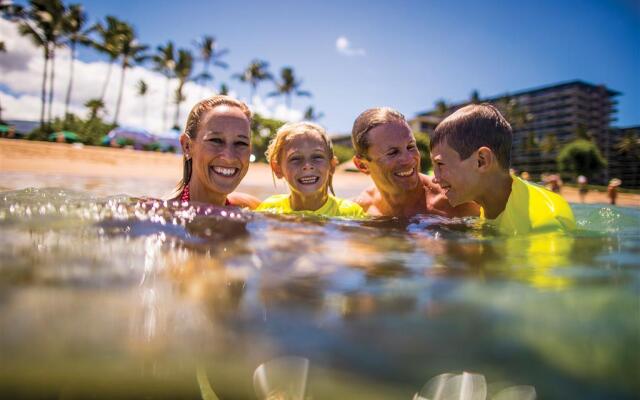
173,95,261,208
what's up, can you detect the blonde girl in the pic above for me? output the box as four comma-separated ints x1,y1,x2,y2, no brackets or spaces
256,122,365,218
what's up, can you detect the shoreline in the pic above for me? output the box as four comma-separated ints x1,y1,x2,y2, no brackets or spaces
1,138,637,207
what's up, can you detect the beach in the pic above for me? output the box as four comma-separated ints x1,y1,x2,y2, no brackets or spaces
1,138,637,207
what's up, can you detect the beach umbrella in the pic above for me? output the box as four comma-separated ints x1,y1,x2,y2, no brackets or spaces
0,125,9,133
48,131,80,143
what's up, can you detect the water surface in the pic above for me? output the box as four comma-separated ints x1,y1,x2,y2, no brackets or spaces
0,180,638,399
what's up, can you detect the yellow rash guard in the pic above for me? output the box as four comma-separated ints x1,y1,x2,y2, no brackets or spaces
256,194,366,219
482,176,576,235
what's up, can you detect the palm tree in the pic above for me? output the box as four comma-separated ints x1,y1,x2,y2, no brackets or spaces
18,0,65,130
136,79,149,128
233,59,272,101
193,35,228,97
94,16,128,102
172,49,194,128
304,106,324,122
433,100,449,117
616,131,640,159
268,67,311,108
112,23,148,125
62,4,94,117
85,98,105,120
0,41,5,122
152,41,175,131
470,89,480,104
218,82,229,96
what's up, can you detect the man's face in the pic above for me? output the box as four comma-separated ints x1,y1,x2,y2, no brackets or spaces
430,141,480,207
361,122,421,194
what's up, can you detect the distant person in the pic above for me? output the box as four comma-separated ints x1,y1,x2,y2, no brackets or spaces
256,121,364,218
607,178,621,205
577,175,588,203
544,174,563,194
351,107,479,217
429,104,576,235
172,95,260,208
520,171,531,181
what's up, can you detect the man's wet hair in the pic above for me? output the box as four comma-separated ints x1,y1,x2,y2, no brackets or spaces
431,103,512,170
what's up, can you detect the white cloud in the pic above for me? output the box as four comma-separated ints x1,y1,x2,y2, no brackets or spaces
336,36,365,56
0,19,300,133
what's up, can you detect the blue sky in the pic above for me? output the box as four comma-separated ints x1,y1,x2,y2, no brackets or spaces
4,0,640,133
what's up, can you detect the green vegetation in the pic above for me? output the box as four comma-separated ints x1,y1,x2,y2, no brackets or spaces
414,131,432,173
557,139,606,179
333,144,354,164
250,114,285,162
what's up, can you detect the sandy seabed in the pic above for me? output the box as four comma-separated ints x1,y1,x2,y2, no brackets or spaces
1,139,637,207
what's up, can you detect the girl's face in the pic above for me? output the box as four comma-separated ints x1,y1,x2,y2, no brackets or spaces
274,132,336,197
184,105,252,195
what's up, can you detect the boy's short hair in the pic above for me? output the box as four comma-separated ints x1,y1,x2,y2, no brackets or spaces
431,103,512,170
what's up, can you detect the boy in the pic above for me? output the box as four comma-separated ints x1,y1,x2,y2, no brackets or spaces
430,104,575,235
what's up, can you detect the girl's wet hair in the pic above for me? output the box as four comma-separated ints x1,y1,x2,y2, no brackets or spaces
265,121,336,195
174,95,252,197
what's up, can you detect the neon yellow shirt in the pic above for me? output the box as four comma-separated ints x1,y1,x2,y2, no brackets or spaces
481,176,576,235
256,194,366,219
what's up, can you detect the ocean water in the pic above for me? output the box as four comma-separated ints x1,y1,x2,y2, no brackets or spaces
0,178,638,399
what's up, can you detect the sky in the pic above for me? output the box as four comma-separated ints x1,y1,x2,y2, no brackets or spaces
1,0,639,135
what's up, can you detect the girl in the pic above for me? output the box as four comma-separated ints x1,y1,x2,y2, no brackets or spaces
256,122,365,218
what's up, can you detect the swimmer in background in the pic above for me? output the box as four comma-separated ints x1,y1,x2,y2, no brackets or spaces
256,122,365,218
608,178,621,205
430,103,576,235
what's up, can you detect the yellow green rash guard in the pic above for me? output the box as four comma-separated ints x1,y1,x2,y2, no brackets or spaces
481,176,576,235
256,194,366,219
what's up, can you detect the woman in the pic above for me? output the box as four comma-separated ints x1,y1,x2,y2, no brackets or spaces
173,95,260,208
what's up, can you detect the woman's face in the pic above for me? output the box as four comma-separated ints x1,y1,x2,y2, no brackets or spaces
185,105,251,196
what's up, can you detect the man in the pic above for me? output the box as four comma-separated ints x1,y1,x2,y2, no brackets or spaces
351,107,478,218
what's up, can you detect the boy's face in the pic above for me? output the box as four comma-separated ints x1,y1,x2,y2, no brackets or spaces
357,122,421,194
430,141,481,207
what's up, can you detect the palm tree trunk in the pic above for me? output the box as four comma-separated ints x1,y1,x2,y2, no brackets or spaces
250,84,256,103
143,95,147,128
113,62,127,125
47,48,56,127
100,59,114,102
174,83,184,129
200,59,210,98
64,42,77,117
286,94,291,109
163,76,170,131
40,50,49,130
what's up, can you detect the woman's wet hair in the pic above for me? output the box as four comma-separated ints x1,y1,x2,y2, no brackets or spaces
431,103,512,170
175,95,252,197
351,107,407,160
265,121,336,195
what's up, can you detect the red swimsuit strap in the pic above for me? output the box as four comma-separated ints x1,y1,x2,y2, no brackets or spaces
180,185,231,205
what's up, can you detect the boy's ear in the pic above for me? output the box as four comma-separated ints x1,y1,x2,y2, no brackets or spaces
179,133,191,158
353,155,370,175
330,156,338,173
271,160,284,179
476,147,494,172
